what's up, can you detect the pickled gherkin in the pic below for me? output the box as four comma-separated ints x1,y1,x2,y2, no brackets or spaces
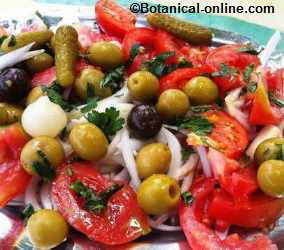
1,30,54,52
54,25,79,87
147,13,212,45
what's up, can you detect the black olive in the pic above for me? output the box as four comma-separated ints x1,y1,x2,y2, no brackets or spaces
127,104,162,139
0,68,30,103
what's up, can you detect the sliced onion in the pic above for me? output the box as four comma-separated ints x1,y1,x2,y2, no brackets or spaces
181,171,195,193
112,168,129,182
157,127,182,179
25,177,42,210
117,129,140,189
195,146,212,177
40,183,53,209
151,224,181,231
208,148,226,179
216,226,230,240
149,214,170,227
176,154,198,180
0,42,44,71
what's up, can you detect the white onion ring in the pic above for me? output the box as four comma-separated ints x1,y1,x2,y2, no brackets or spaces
150,214,170,227
112,168,129,182
195,146,212,177
40,183,53,209
157,128,182,179
151,224,181,231
25,177,42,210
176,154,199,180
181,171,195,193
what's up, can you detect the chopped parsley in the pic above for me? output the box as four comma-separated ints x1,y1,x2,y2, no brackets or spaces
42,83,73,111
7,35,16,47
191,105,213,113
237,46,261,55
247,82,257,93
100,65,125,92
31,150,55,182
80,98,99,113
70,180,122,214
22,204,34,219
243,64,255,83
182,192,194,206
269,92,284,108
0,35,7,46
211,63,239,78
85,107,124,137
126,44,142,67
176,116,214,136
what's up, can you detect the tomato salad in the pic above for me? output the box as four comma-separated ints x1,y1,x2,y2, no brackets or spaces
0,0,283,249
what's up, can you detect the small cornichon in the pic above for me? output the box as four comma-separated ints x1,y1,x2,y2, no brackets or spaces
54,25,79,87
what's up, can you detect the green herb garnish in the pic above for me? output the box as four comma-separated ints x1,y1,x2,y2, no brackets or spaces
238,46,261,55
247,82,257,93
7,35,16,47
126,44,142,67
80,98,99,113
31,150,55,182
211,63,239,78
269,92,284,108
85,107,124,137
22,204,34,219
182,192,194,206
70,180,122,213
100,66,125,92
176,116,214,136
42,84,73,111
243,64,255,83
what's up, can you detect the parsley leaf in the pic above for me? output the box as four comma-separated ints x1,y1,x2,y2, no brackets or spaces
211,63,239,78
80,98,99,113
0,35,7,46
70,180,122,213
7,35,16,47
182,192,194,206
243,64,255,83
42,83,73,111
247,82,257,93
126,44,142,67
31,150,55,182
176,116,214,136
269,92,284,108
85,107,125,137
237,46,261,55
191,105,213,113
22,204,34,219
100,66,125,92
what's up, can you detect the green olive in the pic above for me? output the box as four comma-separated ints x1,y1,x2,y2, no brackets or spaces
136,143,171,179
87,42,124,69
0,106,9,125
156,89,190,121
254,137,284,165
75,68,112,100
127,71,159,102
183,76,219,105
20,136,64,175
257,160,284,198
26,86,44,105
27,209,68,249
69,123,108,161
0,103,23,124
137,174,180,215
26,52,54,73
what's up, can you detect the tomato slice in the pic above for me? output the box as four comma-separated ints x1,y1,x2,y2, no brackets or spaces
52,162,149,245
203,111,249,159
206,44,260,93
31,60,94,87
0,124,31,207
122,28,156,74
154,30,209,66
95,0,136,39
208,189,284,229
249,81,279,125
159,66,212,93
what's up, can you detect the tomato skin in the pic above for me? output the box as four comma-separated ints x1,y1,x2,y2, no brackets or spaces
249,82,279,125
0,124,31,207
204,111,249,159
52,162,149,245
95,0,136,39
208,189,284,229
206,44,260,93
159,66,212,93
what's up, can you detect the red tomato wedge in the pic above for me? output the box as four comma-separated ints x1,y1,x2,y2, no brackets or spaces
0,124,31,207
203,111,249,159
52,162,149,245
31,60,94,87
154,29,209,66
208,189,284,229
122,28,156,74
249,81,279,125
206,44,260,93
95,0,136,39
159,66,212,93
179,201,277,250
